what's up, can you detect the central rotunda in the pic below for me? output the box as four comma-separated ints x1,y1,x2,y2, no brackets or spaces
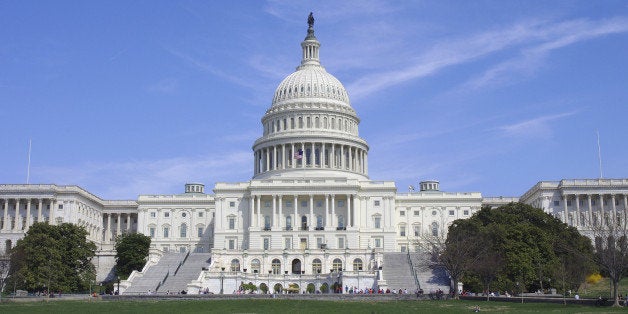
252,15,369,180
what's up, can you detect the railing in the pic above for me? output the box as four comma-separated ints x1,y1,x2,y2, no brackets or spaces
407,251,421,291
156,270,169,292
174,251,191,276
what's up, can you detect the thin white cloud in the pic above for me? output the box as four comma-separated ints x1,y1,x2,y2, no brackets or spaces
34,151,252,199
145,78,179,94
496,111,578,138
463,17,628,90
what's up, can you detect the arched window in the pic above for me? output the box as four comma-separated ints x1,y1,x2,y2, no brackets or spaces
298,117,303,128
301,215,308,230
231,259,240,272
180,223,187,238
251,259,261,274
353,258,363,271
332,258,343,272
312,258,322,274
431,221,439,237
272,258,281,275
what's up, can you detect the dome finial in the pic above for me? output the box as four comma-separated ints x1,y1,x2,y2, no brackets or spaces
308,12,315,28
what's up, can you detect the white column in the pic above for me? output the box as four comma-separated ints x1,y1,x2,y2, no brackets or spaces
611,194,617,225
272,195,277,229
340,145,345,169
279,195,283,229
348,147,353,171
587,194,593,226
282,145,286,170
2,199,8,231
325,194,330,228
106,214,111,241
250,196,255,229
291,144,295,169
364,152,368,174
561,195,568,225
50,199,56,225
127,214,132,232
293,195,298,230
347,194,352,228
116,213,121,237
309,194,314,230
331,195,336,228
322,143,326,168
257,196,261,228
301,142,306,168
331,144,336,168
37,199,43,224
575,195,581,226
14,199,20,231
24,199,32,230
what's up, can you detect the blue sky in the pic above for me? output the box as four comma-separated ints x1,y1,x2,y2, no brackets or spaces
1,1,627,200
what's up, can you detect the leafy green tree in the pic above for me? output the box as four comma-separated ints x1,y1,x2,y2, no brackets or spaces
7,222,96,293
445,203,595,295
114,233,151,278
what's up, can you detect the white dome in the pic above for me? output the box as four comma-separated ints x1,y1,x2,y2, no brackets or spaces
272,66,351,108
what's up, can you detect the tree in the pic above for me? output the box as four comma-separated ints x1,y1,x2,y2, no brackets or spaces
6,222,96,293
442,203,594,296
585,212,628,307
114,233,151,278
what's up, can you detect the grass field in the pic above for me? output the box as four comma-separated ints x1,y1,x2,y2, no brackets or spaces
1,298,627,314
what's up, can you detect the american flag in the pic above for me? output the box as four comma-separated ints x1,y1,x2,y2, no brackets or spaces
294,149,303,160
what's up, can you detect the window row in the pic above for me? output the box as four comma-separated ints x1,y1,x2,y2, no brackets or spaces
148,223,206,239
225,257,362,274
149,211,206,218
263,114,357,135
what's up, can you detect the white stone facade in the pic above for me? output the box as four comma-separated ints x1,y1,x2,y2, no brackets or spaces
0,18,626,293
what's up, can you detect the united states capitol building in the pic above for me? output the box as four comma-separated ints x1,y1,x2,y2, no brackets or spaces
1,17,627,295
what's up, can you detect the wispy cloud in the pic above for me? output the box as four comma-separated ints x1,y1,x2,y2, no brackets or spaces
462,17,628,90
34,151,251,199
495,111,578,138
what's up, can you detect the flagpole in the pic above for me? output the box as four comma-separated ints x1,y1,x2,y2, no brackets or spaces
596,130,603,179
27,139,32,184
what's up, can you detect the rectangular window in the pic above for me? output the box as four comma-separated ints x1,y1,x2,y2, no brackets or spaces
374,200,380,206
592,200,596,205
399,211,405,216
164,212,170,218
414,210,419,216
316,237,324,249
149,227,155,238
316,201,323,207
58,204,63,209
463,210,469,215
198,212,204,217
163,227,169,238
401,245,407,252
197,227,203,238
567,200,572,206
265,201,271,207
374,238,382,248
229,217,235,230
286,201,292,207
553,200,560,206
284,237,291,250
400,226,406,237
338,200,345,207
150,212,156,218
301,201,308,207
449,210,454,216
337,237,345,249
374,217,381,228
263,238,270,250
413,225,420,237
230,201,236,207
228,239,235,250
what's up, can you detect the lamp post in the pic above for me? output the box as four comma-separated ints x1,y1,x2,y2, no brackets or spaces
268,270,271,294
220,267,225,294
299,270,304,294
316,270,320,293
357,269,360,293
116,276,120,295
284,270,288,294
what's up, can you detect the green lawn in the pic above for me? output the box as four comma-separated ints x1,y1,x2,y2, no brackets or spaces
1,299,627,314
579,277,628,299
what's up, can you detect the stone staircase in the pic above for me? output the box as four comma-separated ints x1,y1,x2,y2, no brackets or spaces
381,253,418,292
124,252,186,294
410,253,450,293
158,253,212,293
